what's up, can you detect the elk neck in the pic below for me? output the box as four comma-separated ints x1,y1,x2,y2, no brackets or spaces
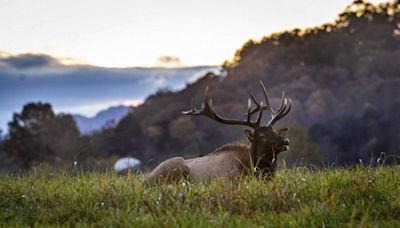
250,140,277,177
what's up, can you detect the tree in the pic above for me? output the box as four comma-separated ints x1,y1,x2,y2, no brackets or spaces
3,102,81,169
278,127,326,167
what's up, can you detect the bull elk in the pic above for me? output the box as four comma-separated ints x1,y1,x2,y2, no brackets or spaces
145,81,292,183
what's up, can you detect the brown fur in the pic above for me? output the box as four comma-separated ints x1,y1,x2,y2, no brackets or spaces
144,143,256,184
144,157,190,184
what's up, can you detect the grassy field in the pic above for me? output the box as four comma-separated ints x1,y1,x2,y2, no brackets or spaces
1,166,400,227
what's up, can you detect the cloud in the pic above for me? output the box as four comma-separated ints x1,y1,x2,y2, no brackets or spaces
0,51,218,131
156,55,182,67
0,52,60,69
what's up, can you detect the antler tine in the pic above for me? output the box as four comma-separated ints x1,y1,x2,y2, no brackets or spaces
247,90,267,125
267,98,286,126
182,86,258,129
274,91,286,115
267,98,292,127
255,107,264,125
274,98,292,123
250,93,258,106
245,98,252,122
248,92,267,113
259,81,276,113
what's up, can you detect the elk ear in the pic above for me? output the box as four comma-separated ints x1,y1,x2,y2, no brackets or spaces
277,128,289,137
244,129,254,142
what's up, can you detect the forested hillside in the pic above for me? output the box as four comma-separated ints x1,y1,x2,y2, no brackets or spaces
107,0,400,166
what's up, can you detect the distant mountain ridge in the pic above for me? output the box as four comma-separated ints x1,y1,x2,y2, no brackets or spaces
73,105,133,134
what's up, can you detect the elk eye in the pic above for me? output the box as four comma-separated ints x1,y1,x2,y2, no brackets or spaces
257,135,268,142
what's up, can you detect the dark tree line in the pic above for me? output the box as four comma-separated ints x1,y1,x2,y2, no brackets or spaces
0,103,120,171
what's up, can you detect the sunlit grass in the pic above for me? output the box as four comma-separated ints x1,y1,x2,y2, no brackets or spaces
1,166,400,227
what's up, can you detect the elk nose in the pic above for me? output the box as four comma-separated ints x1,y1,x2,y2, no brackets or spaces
282,138,290,145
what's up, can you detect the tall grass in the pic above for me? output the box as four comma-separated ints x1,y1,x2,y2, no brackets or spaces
1,165,400,227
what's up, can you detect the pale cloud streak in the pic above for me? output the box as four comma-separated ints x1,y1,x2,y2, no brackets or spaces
55,99,143,117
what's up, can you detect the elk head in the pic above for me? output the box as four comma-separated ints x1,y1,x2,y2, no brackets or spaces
182,81,292,176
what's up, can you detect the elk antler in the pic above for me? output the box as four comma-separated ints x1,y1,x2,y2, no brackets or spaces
182,81,291,129
266,91,292,127
182,87,259,129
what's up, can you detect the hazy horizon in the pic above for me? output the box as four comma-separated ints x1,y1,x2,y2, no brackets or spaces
0,64,219,132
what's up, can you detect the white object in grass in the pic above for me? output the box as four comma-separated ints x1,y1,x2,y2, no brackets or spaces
114,157,141,172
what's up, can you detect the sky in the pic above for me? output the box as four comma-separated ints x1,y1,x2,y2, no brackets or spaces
0,0,387,68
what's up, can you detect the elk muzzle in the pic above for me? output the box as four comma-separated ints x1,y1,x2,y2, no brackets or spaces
274,138,290,152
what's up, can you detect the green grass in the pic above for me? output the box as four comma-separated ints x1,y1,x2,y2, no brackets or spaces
1,166,400,227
